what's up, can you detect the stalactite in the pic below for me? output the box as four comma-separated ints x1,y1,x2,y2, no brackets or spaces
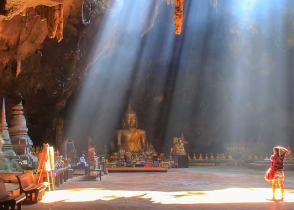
35,4,64,42
166,0,216,35
47,5,59,39
174,0,184,35
16,59,21,77
56,4,64,43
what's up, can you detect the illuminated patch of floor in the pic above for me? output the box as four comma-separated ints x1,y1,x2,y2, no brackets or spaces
41,188,294,204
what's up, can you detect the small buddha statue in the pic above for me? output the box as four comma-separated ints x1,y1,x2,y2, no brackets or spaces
117,105,146,152
193,153,197,160
188,153,191,161
170,137,186,156
146,144,157,154
254,154,258,161
210,153,214,160
205,154,209,160
198,154,203,160
247,154,251,160
110,153,118,162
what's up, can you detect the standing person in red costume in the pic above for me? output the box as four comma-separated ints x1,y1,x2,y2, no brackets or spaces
271,146,288,200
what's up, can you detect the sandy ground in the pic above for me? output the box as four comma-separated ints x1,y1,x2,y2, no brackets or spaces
22,166,294,210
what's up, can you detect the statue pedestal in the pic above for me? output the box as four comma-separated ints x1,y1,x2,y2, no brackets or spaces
172,155,188,168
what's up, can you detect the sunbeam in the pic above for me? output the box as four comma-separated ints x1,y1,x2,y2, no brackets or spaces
41,187,294,204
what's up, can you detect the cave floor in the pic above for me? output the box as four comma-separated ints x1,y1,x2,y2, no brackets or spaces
23,166,294,210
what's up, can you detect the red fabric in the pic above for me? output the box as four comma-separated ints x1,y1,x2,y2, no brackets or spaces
144,162,153,168
265,167,274,182
271,153,285,171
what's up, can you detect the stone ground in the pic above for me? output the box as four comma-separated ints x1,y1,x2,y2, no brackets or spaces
22,166,294,210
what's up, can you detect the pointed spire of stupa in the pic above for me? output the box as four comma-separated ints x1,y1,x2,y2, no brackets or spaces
0,97,15,155
0,97,10,141
1,97,7,128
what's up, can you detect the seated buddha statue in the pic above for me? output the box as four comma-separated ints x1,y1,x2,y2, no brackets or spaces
117,105,146,152
170,137,186,156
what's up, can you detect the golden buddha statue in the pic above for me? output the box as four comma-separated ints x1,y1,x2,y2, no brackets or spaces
170,137,186,156
117,105,146,152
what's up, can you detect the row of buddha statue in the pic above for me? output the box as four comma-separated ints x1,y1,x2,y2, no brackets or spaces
187,153,274,161
188,153,232,161
0,98,37,170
